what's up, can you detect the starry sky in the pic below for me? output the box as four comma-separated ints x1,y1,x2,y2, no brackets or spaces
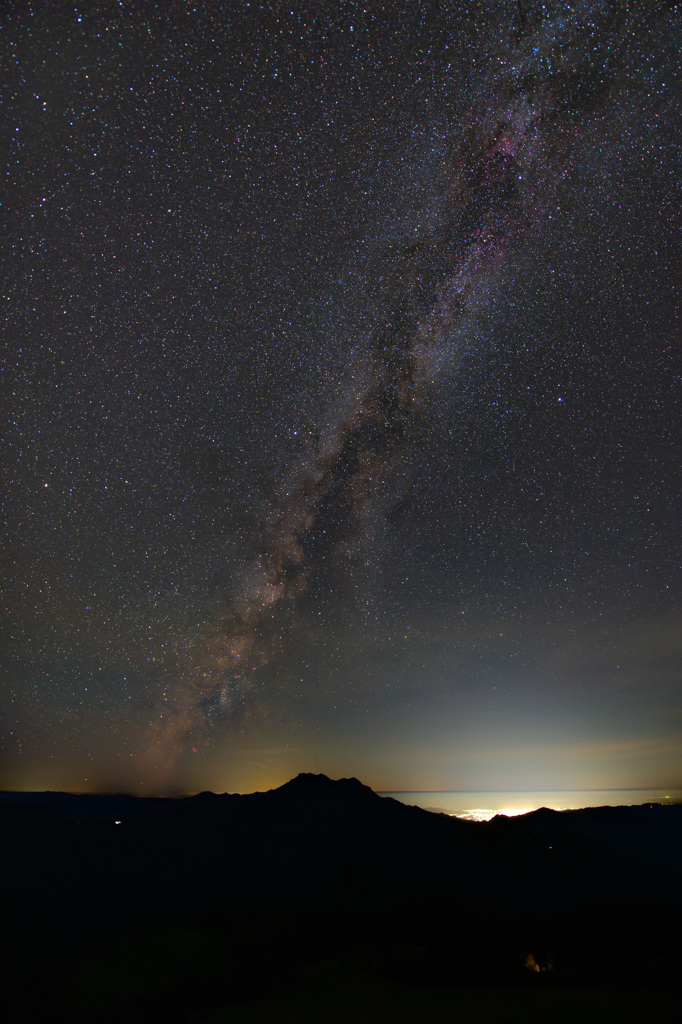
2,0,680,796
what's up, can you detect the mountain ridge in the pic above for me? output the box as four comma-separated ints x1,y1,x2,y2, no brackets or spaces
2,773,680,1018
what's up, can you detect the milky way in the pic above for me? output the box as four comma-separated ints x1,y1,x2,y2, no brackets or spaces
3,0,678,794
148,0,668,770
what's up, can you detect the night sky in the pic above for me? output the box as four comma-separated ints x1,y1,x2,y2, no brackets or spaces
2,1,680,796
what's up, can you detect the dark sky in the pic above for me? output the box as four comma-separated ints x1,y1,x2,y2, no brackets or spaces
2,0,680,795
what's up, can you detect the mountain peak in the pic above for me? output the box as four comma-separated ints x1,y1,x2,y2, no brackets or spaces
274,773,375,797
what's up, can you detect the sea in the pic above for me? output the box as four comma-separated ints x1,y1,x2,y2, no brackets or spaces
379,788,682,822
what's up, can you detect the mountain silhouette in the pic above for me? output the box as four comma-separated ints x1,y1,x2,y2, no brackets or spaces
1,775,680,1021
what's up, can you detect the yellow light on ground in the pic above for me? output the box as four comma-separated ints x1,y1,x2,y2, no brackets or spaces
447,806,535,822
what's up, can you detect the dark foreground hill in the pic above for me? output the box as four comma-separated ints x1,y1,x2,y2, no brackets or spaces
1,774,680,1022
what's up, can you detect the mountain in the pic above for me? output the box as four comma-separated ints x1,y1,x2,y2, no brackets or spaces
1,775,680,1021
